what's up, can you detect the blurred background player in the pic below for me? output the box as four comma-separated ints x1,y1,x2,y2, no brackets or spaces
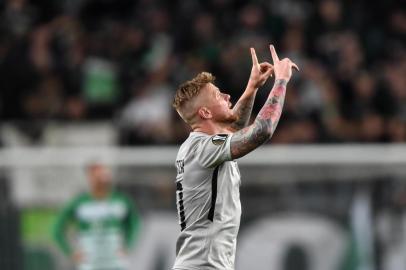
52,162,140,270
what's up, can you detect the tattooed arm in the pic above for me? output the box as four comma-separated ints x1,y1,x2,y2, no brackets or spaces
229,89,257,130
230,45,299,159
230,48,273,131
230,79,287,158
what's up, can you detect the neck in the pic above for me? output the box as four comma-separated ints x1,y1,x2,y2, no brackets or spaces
192,121,232,135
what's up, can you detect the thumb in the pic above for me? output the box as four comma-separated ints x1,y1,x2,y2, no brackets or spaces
264,66,273,77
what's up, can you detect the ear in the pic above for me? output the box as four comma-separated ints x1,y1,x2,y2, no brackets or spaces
198,107,212,120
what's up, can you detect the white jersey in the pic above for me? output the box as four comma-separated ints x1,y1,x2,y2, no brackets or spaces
173,132,242,270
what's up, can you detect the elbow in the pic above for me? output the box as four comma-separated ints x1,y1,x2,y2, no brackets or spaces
264,130,272,140
261,129,272,144
253,120,272,145
250,129,271,149
265,125,275,140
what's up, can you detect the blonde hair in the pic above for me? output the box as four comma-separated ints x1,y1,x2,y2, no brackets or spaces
173,72,215,110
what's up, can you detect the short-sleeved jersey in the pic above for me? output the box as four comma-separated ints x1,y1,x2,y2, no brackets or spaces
53,191,140,270
173,132,242,270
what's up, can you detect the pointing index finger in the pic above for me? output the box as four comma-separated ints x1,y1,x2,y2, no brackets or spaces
270,44,279,63
250,48,259,66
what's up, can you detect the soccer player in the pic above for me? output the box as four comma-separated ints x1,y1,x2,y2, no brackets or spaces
172,45,298,270
53,162,140,270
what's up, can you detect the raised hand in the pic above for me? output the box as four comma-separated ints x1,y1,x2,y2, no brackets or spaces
248,48,274,89
230,45,298,159
269,45,299,82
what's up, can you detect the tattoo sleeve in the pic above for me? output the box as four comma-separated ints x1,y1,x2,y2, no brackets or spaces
230,95,256,131
230,79,288,159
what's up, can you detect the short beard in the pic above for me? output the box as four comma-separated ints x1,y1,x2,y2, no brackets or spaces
217,111,238,125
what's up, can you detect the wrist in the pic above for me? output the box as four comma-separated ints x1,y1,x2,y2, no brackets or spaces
246,81,259,93
275,77,289,85
275,77,290,83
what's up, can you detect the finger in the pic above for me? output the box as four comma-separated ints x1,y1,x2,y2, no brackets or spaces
250,48,259,66
291,62,299,71
259,62,273,73
260,65,274,77
259,62,273,68
264,67,273,78
270,44,279,63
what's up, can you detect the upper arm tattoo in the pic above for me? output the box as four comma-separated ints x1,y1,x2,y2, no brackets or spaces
230,79,287,159
230,95,256,131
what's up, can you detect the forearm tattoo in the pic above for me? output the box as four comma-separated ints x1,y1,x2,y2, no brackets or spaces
230,95,256,131
257,79,287,133
230,79,287,159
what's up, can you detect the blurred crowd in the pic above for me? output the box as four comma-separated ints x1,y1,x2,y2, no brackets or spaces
0,0,405,145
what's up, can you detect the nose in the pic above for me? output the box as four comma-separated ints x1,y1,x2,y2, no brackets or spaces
223,93,230,101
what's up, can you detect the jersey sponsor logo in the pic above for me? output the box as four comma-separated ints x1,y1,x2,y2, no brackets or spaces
211,134,228,145
77,201,127,222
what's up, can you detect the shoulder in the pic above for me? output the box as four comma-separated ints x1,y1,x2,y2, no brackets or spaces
178,133,208,153
71,192,90,205
111,191,134,204
210,134,230,145
62,192,89,212
187,132,231,146
112,191,129,199
185,132,210,144
195,133,232,149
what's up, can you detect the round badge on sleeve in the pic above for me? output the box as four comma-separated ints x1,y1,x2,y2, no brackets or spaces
211,134,228,145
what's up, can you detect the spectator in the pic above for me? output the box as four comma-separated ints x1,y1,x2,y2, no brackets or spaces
0,0,404,144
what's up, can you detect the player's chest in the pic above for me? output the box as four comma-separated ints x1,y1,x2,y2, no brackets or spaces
76,200,127,223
